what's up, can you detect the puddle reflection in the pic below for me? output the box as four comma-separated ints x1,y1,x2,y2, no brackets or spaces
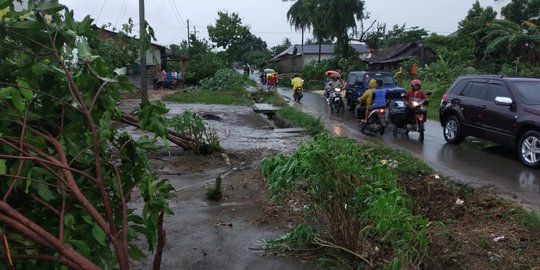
519,171,540,193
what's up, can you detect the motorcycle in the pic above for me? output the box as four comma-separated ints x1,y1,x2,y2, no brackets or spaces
293,87,303,102
360,106,387,135
153,79,178,90
389,98,429,141
328,87,345,113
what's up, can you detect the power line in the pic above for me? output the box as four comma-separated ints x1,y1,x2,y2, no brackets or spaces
168,0,187,28
114,0,128,27
96,0,107,22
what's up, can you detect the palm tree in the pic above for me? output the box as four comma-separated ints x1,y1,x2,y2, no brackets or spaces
481,19,540,63
286,0,311,65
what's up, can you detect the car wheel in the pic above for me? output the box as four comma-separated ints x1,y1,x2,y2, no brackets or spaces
443,115,464,144
518,130,540,168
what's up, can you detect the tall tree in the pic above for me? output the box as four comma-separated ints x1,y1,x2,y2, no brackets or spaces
286,0,311,62
315,0,366,58
207,11,267,61
457,1,497,63
501,0,540,25
480,19,540,63
271,38,293,55
284,0,367,60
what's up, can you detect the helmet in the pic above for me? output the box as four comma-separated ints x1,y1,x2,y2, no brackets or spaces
294,73,300,77
411,79,422,87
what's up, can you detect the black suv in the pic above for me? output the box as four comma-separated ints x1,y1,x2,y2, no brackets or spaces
439,75,540,167
345,71,406,111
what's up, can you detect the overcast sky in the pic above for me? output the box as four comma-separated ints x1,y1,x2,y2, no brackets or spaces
57,0,495,48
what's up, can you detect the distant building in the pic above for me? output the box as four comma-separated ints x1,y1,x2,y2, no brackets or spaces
269,44,370,73
95,28,188,86
365,42,436,71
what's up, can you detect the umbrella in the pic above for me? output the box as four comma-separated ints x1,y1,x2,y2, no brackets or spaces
325,70,341,77
264,68,275,74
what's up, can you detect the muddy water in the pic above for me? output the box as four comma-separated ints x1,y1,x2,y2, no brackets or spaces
121,100,315,269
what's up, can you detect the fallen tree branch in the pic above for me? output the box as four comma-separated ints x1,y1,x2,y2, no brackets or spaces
120,113,225,154
313,237,373,267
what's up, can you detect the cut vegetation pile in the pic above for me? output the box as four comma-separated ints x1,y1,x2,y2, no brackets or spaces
259,133,540,269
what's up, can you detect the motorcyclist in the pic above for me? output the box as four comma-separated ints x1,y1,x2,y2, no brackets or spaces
404,79,429,122
291,73,304,92
356,79,377,122
325,75,343,103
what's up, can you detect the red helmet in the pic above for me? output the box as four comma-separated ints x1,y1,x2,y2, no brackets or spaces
411,79,422,87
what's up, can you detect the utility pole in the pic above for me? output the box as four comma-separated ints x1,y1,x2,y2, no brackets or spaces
186,19,190,57
139,0,147,99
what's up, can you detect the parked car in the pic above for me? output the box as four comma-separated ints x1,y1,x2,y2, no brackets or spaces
345,71,406,111
439,75,540,168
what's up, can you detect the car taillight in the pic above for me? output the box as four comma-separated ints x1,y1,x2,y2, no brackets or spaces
441,93,448,106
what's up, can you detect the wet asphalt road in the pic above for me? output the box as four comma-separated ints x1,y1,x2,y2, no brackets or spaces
271,84,539,211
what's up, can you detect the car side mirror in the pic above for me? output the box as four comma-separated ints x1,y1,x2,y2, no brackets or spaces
495,96,513,106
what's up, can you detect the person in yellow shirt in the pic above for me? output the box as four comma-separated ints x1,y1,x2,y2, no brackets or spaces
291,73,304,91
356,78,378,122
291,73,304,102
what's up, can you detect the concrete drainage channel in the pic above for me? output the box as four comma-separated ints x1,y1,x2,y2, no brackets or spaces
253,103,307,134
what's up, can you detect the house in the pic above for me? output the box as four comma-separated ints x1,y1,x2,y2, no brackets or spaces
365,42,436,71
95,28,188,86
269,44,370,73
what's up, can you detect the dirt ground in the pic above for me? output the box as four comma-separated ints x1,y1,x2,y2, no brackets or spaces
121,93,315,270
123,90,540,270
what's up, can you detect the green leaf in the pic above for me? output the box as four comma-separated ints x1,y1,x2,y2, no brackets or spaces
10,88,25,111
17,80,33,100
77,39,99,62
7,20,42,30
128,244,146,260
39,2,65,14
82,214,93,225
0,0,12,10
64,213,75,228
35,183,54,202
70,239,91,257
92,223,107,246
0,160,6,174
0,87,13,100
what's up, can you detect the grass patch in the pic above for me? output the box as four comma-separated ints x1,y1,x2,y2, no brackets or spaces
162,88,252,105
516,209,540,232
276,107,326,136
250,89,288,107
206,176,223,201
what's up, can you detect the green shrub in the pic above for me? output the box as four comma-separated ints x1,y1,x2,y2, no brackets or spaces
185,53,228,84
167,111,220,152
259,134,430,269
200,68,249,92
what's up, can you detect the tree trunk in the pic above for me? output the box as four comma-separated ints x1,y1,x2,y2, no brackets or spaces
318,40,322,64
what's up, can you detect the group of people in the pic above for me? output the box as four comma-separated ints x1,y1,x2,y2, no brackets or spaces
260,71,279,89
153,68,183,89
290,72,428,123
356,78,429,123
243,64,254,76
